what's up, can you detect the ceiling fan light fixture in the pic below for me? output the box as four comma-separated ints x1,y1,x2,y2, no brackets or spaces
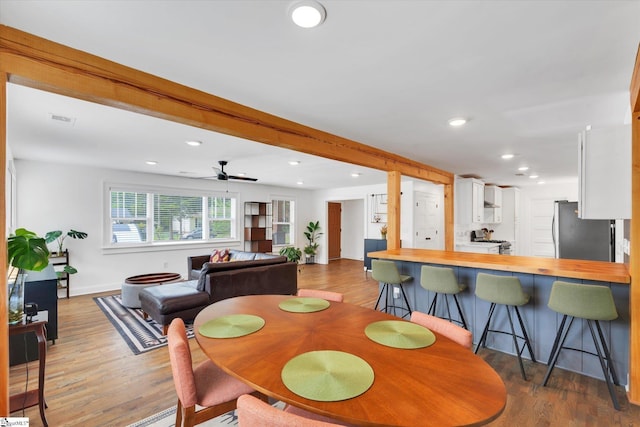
290,1,326,28
448,117,467,127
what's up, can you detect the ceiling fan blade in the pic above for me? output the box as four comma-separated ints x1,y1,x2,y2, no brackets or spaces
228,175,258,182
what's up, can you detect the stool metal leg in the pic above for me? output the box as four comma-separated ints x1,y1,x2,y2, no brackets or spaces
475,303,497,354
506,306,527,380
427,294,438,316
588,320,620,410
543,316,574,386
514,306,536,363
594,320,620,386
374,283,388,312
398,283,412,318
452,294,468,330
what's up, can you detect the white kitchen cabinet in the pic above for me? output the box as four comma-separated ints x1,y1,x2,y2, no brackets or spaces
484,185,503,223
578,124,631,219
455,177,484,224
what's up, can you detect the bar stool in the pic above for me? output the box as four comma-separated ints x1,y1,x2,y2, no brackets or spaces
474,272,536,380
420,265,468,330
372,259,412,319
542,281,621,410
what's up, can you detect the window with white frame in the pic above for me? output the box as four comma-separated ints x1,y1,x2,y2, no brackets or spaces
108,187,237,245
272,199,295,246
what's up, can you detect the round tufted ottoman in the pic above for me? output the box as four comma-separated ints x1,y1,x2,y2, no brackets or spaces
121,272,182,308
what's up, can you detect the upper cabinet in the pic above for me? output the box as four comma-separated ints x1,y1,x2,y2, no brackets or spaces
455,177,484,224
578,124,631,219
484,185,502,223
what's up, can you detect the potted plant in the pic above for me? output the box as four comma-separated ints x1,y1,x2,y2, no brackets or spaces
279,246,303,273
380,224,388,239
303,221,323,264
45,229,88,256
7,228,50,324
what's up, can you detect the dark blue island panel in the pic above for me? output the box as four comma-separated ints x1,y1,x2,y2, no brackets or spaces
377,260,629,385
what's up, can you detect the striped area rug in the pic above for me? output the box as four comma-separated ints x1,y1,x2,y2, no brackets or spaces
94,294,194,355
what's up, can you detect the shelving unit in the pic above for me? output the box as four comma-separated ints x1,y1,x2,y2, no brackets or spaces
244,202,272,253
49,250,70,298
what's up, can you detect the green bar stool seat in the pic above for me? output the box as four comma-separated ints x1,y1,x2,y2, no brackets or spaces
420,265,468,330
372,259,412,319
542,281,621,410
474,272,536,380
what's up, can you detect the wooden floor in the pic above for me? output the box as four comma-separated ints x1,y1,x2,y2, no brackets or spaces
9,259,640,426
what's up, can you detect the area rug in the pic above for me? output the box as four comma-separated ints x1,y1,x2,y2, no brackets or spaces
127,402,285,427
94,294,194,355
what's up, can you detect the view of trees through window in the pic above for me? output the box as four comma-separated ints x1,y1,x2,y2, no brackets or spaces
272,200,294,246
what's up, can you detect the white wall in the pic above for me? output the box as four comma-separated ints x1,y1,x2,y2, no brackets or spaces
340,199,364,260
15,159,314,296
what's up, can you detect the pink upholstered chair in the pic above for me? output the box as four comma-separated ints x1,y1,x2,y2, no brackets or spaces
237,394,345,427
167,318,266,427
297,288,344,302
410,310,473,350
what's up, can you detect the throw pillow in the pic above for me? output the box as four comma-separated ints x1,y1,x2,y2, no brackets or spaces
210,248,230,263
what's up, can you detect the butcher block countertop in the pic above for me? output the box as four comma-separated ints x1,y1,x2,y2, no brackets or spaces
367,248,630,284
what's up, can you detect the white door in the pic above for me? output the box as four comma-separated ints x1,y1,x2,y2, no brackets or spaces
414,192,442,249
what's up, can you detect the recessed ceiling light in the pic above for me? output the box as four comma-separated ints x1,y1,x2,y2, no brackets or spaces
501,154,514,160
529,174,539,179
538,181,546,185
289,0,326,28
236,172,247,177
185,140,202,146
351,173,361,178
288,161,301,166
145,160,158,165
448,117,467,127
518,166,529,171
296,180,304,185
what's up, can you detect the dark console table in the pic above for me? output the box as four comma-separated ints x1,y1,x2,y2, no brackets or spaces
9,312,49,426
10,265,58,365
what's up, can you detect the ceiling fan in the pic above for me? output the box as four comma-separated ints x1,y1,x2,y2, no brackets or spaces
211,160,258,182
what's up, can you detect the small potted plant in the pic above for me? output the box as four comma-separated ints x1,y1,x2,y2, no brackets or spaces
279,246,303,273
7,228,50,324
45,229,88,256
303,221,323,264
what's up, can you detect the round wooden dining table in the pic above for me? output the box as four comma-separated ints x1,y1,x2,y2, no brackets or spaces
194,295,506,427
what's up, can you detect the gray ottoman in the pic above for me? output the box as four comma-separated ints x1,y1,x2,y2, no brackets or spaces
121,272,182,308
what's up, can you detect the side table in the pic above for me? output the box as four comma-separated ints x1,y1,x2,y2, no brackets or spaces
9,312,49,427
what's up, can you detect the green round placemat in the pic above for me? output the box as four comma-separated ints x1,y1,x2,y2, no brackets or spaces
278,297,331,313
281,350,374,401
364,320,436,349
198,314,265,338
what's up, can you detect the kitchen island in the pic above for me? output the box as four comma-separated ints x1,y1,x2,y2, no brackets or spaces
367,248,630,384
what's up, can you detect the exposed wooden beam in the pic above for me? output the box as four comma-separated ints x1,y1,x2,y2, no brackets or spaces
0,25,453,186
629,43,640,406
0,70,7,416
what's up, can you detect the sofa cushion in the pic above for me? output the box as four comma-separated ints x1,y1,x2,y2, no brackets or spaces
229,250,256,261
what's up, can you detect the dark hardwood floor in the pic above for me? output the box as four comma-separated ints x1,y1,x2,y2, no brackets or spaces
9,259,640,426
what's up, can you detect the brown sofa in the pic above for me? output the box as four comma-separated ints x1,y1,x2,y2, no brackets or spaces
140,250,298,333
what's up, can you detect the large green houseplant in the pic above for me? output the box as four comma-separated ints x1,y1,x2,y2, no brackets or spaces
303,221,323,264
7,228,50,324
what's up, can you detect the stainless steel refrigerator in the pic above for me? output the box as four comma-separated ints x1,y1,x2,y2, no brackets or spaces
553,201,614,261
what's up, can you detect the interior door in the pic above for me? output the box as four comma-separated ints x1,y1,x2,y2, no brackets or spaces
414,192,442,249
328,202,342,260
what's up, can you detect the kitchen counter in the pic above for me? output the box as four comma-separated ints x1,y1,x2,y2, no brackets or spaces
366,247,631,384
367,248,630,284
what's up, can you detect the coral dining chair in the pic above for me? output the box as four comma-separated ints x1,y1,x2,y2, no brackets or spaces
237,394,345,427
167,318,266,427
410,310,473,350
297,288,344,302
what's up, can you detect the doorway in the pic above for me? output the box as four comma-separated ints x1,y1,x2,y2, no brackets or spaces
414,192,442,249
328,202,342,260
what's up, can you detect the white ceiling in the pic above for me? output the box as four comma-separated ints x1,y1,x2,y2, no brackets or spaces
1,0,639,189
